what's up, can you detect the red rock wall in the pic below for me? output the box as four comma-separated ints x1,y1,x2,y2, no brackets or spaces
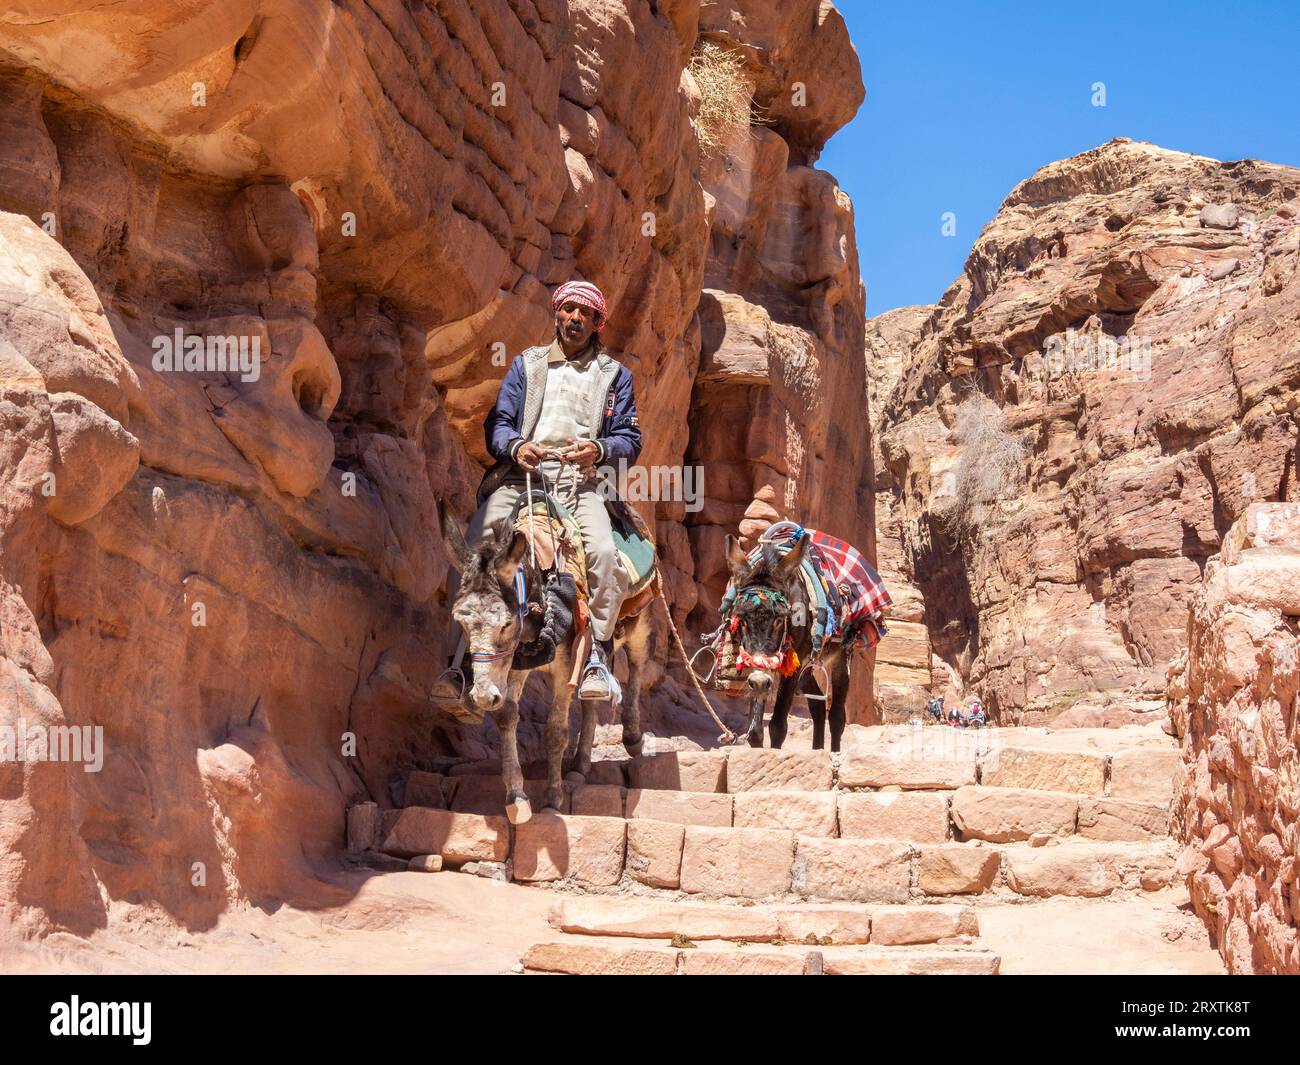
1169,503,1300,974
866,306,935,719
0,1,870,933
685,5,875,719
1170,504,1300,977
868,138,1300,725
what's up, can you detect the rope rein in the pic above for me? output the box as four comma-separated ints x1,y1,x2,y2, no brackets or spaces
658,592,740,745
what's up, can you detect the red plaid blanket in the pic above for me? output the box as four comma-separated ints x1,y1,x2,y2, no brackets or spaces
807,529,892,629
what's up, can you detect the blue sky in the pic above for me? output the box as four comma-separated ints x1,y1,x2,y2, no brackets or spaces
819,0,1300,315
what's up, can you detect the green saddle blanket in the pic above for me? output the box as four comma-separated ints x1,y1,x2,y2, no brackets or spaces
607,499,657,594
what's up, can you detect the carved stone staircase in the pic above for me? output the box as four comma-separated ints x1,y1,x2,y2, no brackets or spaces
347,724,1182,974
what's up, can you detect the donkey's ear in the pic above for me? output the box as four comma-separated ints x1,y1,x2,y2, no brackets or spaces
438,498,473,573
775,533,809,581
725,534,749,576
494,530,528,584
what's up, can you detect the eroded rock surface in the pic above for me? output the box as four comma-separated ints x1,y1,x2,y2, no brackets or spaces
0,1,870,935
868,138,1300,724
1169,503,1300,974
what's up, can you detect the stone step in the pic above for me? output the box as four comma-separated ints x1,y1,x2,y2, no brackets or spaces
409,740,1180,815
398,778,1172,846
548,897,978,945
519,938,1001,975
361,804,1178,903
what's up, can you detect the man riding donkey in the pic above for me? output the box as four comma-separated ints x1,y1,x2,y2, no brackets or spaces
436,279,660,822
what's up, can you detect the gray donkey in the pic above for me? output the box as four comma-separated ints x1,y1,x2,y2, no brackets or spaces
438,500,654,824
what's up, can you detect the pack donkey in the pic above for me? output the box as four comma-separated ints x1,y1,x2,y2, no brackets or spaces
438,501,653,824
723,533,854,752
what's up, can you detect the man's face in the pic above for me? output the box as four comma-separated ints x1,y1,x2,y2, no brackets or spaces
556,300,598,348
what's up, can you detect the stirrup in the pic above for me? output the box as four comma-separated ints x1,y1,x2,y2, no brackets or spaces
579,656,622,706
688,645,718,686
431,667,484,723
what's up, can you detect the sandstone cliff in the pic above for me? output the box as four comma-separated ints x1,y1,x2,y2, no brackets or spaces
0,1,869,935
868,138,1300,726
1169,503,1300,974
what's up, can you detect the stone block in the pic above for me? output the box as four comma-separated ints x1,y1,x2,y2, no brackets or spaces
513,812,626,885
626,819,685,889
625,788,732,826
950,786,1078,842
726,748,833,792
680,826,794,898
380,808,509,863
733,790,837,836
794,838,911,903
837,791,950,843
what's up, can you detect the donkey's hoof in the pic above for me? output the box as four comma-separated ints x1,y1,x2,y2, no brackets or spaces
564,770,586,786
622,731,644,757
746,732,764,749
505,797,532,825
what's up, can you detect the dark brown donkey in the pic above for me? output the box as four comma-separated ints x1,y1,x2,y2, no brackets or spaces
724,534,852,752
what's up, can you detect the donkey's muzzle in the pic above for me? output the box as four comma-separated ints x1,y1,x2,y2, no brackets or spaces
747,670,774,693
469,683,504,712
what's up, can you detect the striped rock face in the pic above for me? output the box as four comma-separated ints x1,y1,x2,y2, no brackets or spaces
868,139,1300,727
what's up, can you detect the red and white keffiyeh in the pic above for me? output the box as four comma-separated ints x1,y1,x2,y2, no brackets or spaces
552,280,608,330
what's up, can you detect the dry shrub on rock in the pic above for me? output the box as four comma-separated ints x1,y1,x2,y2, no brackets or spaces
688,41,757,158
943,393,1027,540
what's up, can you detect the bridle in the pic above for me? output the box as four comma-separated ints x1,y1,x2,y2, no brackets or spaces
731,584,794,672
468,565,528,667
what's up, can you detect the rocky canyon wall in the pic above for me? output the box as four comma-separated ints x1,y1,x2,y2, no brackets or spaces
683,3,874,715
1169,503,1300,974
868,138,1300,726
0,0,870,936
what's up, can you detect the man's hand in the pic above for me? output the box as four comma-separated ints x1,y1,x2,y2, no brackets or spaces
559,438,600,469
514,441,548,471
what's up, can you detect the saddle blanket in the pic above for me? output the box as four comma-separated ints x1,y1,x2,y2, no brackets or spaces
513,495,659,627
720,521,892,656
806,528,893,634
513,497,590,632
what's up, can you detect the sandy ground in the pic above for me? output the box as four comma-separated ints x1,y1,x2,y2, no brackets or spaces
975,888,1224,975
0,869,556,975
0,870,1223,976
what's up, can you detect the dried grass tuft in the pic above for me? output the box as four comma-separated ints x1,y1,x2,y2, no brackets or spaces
943,393,1028,540
688,41,756,158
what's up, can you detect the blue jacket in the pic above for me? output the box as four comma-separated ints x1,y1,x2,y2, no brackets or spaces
478,342,643,504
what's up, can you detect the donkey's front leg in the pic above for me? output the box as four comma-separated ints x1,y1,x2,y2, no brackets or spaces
768,676,797,750
619,612,651,756
827,653,850,753
804,671,827,750
745,693,766,747
574,698,599,779
499,675,531,824
543,675,572,811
